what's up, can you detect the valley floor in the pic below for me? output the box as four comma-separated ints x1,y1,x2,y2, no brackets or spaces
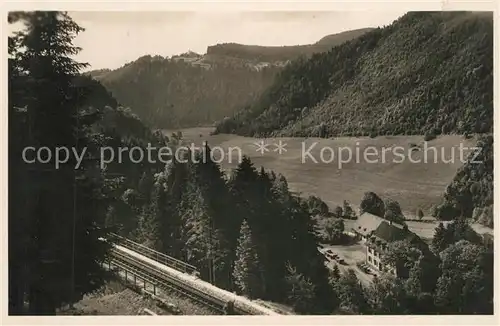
167,128,484,221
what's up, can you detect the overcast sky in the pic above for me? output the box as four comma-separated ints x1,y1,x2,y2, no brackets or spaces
64,11,407,70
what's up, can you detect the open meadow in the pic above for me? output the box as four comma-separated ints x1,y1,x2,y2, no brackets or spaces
167,127,477,219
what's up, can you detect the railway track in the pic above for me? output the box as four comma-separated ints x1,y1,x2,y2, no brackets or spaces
108,248,251,315
108,233,198,275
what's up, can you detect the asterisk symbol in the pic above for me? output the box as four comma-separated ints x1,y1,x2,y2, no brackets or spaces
273,140,288,155
253,140,270,155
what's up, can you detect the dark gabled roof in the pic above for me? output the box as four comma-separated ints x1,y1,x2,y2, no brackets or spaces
372,221,410,243
352,212,384,236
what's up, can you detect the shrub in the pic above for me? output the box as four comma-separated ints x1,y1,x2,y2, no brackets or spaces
333,206,343,218
432,203,460,221
360,192,385,217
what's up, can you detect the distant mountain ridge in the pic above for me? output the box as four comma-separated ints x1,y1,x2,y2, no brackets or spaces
205,28,373,62
88,28,373,128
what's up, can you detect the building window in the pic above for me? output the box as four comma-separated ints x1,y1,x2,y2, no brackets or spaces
368,256,372,263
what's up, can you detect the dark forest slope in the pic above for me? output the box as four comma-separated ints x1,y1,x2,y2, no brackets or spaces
75,75,163,145
433,135,493,227
215,12,493,138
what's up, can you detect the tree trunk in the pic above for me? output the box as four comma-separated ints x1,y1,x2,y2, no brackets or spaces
8,264,24,315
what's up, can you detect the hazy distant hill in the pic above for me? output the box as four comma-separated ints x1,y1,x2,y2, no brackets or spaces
206,28,373,62
86,68,112,80
88,28,372,129
215,12,493,138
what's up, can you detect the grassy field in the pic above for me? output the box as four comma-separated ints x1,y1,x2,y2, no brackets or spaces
166,127,477,218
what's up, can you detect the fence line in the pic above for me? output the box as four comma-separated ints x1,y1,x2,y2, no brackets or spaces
108,233,198,275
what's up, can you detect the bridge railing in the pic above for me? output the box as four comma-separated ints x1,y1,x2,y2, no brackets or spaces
108,232,198,275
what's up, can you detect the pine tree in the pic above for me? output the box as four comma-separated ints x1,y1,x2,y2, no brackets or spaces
343,200,355,219
286,196,335,313
255,168,290,300
174,148,234,289
272,173,290,201
431,222,447,253
196,145,235,289
136,181,164,250
137,171,154,204
178,160,227,287
8,11,111,314
284,263,316,314
179,169,210,269
8,12,31,315
230,156,259,202
233,220,265,299
162,160,187,257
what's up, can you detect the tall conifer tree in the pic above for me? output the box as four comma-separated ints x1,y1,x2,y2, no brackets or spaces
8,11,111,314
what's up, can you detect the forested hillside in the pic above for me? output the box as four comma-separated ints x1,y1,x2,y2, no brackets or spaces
92,55,280,128
215,12,493,138
433,135,493,227
74,75,167,188
73,77,171,239
90,29,372,129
